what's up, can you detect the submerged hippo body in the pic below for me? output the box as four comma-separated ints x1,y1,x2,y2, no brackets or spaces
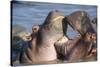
19,10,67,64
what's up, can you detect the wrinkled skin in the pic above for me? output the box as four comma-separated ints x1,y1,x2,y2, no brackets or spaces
19,10,67,64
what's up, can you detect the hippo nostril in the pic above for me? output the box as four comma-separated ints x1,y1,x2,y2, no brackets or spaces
32,25,40,32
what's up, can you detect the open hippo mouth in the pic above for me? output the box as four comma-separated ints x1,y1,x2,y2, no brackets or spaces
54,11,97,61
40,10,68,40
64,11,96,36
19,10,69,64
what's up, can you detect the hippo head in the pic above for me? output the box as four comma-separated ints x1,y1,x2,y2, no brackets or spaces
40,10,67,41
64,11,95,36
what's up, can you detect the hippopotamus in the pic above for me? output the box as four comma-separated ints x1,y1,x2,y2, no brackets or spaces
19,10,68,64
54,11,97,61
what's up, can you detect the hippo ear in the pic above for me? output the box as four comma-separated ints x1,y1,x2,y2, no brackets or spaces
26,36,32,41
32,25,40,33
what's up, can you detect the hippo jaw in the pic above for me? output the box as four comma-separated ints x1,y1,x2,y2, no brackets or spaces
65,11,85,35
65,11,95,36
41,10,67,44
